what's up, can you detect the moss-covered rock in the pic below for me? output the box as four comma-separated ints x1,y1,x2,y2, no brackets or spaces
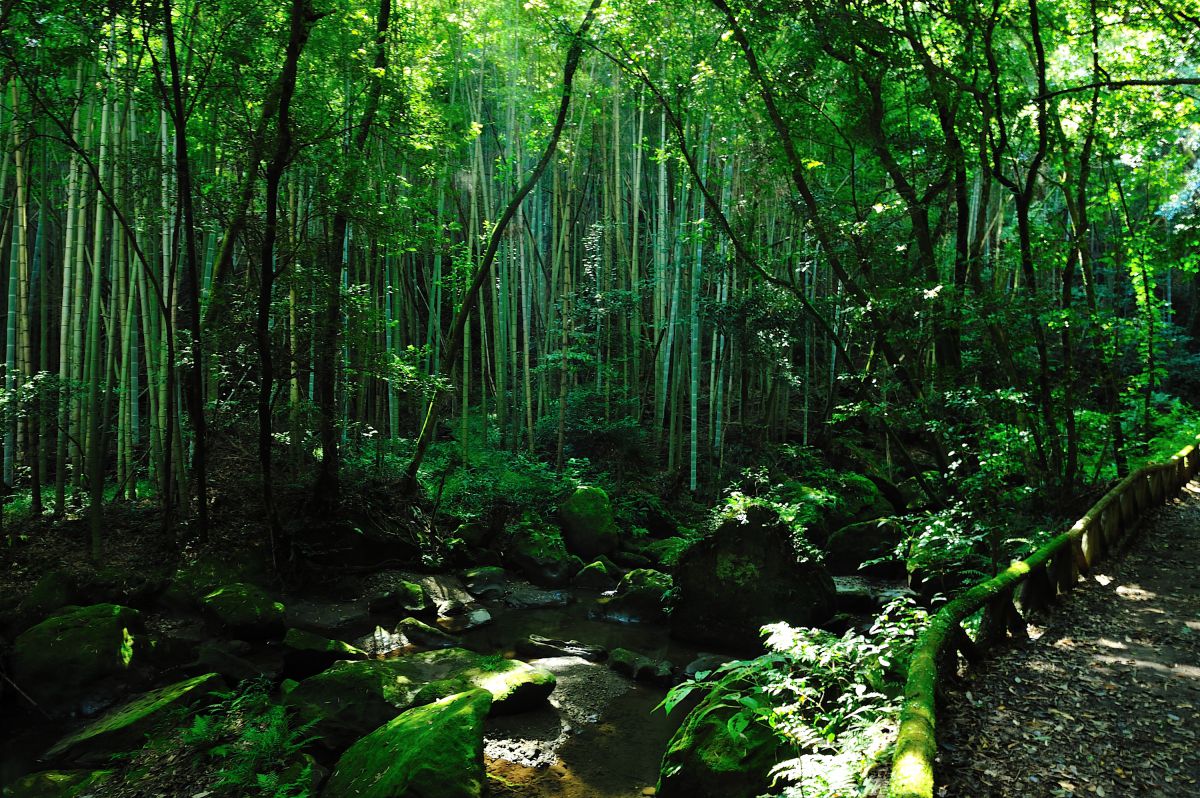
284,648,554,753
824,518,905,577
10,604,147,712
672,505,835,651
2,769,113,798
503,519,578,588
409,651,556,714
201,583,285,639
283,660,426,753
395,617,459,649
608,647,674,685
657,687,785,798
572,559,619,590
282,628,367,679
43,673,222,765
322,689,491,798
160,554,269,612
558,486,620,560
597,568,672,623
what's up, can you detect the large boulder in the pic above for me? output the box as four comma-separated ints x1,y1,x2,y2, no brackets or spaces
672,504,836,650
657,686,785,798
44,673,222,765
284,648,554,753
322,689,491,798
201,583,285,639
2,770,113,798
10,604,148,712
824,518,905,577
558,486,620,559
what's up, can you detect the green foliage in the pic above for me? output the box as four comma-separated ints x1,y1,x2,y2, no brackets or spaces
659,598,929,798
177,678,318,798
424,441,578,527
715,489,825,564
533,387,650,476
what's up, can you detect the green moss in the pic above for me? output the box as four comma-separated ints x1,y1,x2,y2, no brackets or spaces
415,656,556,714
3,769,113,798
284,648,554,752
714,552,759,585
658,688,782,798
283,628,365,658
201,583,285,638
322,689,491,798
559,486,620,559
11,603,146,711
45,673,222,765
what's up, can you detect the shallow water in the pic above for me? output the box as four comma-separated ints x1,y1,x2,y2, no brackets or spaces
459,590,716,798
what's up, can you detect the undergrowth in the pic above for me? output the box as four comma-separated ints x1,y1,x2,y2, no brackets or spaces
660,597,929,798
171,677,317,798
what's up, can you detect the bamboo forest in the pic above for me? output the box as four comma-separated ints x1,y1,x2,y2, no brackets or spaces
2,0,1200,796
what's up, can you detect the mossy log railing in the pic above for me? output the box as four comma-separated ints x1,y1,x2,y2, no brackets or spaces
888,436,1200,798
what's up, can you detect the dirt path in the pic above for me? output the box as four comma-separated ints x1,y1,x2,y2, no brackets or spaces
939,481,1200,797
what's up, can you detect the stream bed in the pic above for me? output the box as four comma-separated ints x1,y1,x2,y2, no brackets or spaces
456,589,718,797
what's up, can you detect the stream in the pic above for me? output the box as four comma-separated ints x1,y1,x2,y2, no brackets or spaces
0,568,907,797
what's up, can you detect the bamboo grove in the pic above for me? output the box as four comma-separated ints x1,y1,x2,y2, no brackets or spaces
1,0,1199,554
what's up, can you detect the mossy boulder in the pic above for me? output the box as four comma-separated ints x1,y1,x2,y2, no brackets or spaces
407,650,556,714
201,583,285,639
572,559,619,590
282,628,367,679
657,687,784,798
322,689,490,798
597,568,672,623
10,604,147,712
503,520,579,588
2,770,113,798
284,660,427,753
396,617,459,649
43,673,222,765
672,505,835,651
160,554,268,611
284,648,554,753
558,486,620,559
824,518,905,577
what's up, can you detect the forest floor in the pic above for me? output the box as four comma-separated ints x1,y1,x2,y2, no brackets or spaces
939,481,1200,797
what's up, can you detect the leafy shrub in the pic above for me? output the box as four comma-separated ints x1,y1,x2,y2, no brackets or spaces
659,598,929,798
422,442,578,527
